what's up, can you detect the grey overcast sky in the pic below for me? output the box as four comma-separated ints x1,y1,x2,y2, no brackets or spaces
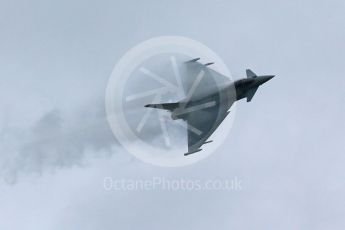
1,0,345,229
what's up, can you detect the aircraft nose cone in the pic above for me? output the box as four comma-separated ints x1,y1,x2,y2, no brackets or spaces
265,75,274,81
268,75,275,80
260,75,275,84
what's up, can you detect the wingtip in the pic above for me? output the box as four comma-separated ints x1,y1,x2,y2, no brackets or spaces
144,104,155,108
185,58,200,63
184,149,202,156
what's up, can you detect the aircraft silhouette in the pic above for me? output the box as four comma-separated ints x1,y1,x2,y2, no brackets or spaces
145,58,274,156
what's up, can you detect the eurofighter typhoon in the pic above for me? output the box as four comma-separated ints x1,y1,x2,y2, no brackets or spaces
145,58,274,156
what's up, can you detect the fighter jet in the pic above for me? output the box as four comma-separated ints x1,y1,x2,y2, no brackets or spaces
145,58,274,156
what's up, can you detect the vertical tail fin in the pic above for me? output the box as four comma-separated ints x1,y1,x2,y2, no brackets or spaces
246,69,257,78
